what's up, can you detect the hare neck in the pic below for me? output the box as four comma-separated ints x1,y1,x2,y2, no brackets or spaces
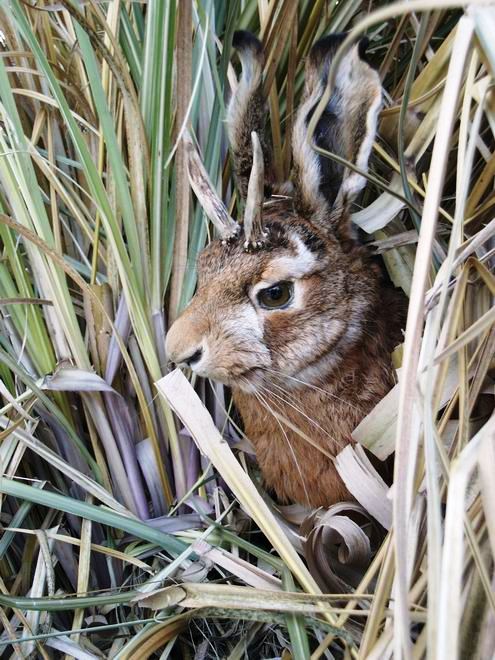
231,337,395,507
234,334,394,443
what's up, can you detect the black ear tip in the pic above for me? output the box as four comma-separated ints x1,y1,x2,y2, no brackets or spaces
309,33,373,66
233,30,262,54
358,37,371,61
309,33,346,64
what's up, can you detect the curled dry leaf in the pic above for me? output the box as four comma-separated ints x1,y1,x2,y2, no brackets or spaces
275,503,314,527
301,503,383,593
335,445,392,530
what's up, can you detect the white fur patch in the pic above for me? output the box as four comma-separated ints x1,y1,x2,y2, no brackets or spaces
253,234,317,296
222,303,265,342
295,350,341,385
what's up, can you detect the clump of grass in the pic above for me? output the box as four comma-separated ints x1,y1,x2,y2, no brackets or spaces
0,1,494,658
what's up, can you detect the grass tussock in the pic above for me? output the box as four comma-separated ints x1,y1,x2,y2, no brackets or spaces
0,1,494,658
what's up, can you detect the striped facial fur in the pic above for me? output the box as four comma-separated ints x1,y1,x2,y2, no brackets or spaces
166,203,380,393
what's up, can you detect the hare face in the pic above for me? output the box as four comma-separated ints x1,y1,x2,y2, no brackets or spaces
166,30,384,394
166,211,378,393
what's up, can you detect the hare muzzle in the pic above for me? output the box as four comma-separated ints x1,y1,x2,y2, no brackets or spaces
166,290,271,390
165,304,207,371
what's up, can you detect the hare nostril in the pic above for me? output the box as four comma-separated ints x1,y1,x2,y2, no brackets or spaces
183,348,203,367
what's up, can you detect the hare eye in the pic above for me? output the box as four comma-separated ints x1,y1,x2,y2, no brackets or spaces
257,281,294,309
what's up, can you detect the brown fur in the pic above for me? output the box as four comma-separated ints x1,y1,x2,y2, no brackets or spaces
233,254,402,508
166,33,406,508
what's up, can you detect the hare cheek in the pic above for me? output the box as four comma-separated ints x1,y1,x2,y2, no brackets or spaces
220,305,270,367
291,279,307,310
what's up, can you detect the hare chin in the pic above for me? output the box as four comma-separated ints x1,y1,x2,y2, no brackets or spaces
228,366,266,393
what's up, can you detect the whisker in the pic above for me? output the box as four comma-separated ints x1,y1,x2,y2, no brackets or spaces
207,378,251,443
254,386,337,461
256,379,346,450
260,366,365,414
251,388,312,507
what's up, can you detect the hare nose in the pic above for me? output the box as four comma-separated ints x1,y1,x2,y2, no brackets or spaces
182,347,203,367
165,304,208,368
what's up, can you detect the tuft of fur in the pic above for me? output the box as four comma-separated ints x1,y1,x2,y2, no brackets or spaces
166,34,406,508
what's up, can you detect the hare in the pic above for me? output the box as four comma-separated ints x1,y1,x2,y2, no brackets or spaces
166,32,405,508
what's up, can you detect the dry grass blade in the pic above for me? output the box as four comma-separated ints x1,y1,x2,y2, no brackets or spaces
391,19,474,658
168,0,192,322
155,370,338,624
436,413,495,658
138,581,411,618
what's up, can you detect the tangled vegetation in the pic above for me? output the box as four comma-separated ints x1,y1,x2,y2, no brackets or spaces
0,0,494,658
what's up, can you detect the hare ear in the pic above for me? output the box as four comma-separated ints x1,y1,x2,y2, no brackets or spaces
227,31,271,199
292,34,382,231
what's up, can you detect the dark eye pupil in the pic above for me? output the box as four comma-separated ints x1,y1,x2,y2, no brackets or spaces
257,281,293,309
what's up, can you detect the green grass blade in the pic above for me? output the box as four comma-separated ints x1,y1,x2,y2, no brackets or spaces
0,477,189,556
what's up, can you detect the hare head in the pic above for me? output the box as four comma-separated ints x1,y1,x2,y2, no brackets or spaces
166,32,384,395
